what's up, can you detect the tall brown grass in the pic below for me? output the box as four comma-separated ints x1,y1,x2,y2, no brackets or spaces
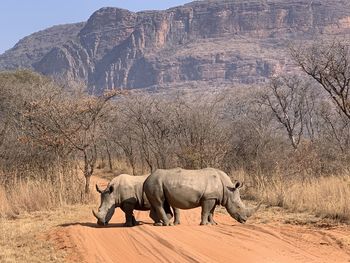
233,170,350,223
0,168,88,219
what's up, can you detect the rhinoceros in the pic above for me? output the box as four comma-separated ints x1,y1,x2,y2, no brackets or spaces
144,168,260,226
92,174,180,227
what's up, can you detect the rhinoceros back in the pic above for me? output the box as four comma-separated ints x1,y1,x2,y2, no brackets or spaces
145,168,225,209
110,174,151,209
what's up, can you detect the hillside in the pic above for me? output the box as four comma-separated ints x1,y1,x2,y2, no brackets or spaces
0,22,85,70
1,0,350,93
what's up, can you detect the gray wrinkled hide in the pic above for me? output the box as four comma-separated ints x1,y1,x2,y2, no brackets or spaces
93,174,180,227
144,168,259,226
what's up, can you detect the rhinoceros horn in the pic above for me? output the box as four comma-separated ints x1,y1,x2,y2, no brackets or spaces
96,184,103,193
92,209,99,219
245,202,262,217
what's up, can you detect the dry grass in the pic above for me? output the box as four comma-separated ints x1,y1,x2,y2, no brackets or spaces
0,168,91,219
0,185,12,217
95,158,145,181
0,165,98,262
0,205,92,263
233,170,350,223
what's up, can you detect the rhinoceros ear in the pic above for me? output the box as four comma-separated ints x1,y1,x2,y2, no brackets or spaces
227,181,243,192
108,185,114,194
234,181,243,189
96,184,103,193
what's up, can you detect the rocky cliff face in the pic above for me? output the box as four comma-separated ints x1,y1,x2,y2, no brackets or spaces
1,0,350,93
0,22,85,70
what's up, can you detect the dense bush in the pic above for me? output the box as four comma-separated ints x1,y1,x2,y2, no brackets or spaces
1,40,350,220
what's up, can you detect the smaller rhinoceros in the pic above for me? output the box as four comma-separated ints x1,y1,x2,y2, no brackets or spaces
92,174,180,227
144,168,260,226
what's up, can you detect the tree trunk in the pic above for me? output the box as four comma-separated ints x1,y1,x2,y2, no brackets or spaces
85,174,91,194
83,148,96,194
105,140,113,171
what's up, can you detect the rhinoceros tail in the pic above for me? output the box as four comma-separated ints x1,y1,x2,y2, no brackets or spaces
163,200,174,219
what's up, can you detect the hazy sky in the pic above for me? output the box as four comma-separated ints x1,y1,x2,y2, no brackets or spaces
0,1,193,54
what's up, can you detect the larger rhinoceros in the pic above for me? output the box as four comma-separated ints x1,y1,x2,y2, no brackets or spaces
144,168,260,226
92,174,180,227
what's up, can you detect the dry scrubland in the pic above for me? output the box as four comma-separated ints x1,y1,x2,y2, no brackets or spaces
1,165,349,223
234,171,350,223
1,168,350,262
0,205,96,262
0,169,86,218
0,40,350,260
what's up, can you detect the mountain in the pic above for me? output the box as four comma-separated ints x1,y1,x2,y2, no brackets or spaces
0,23,85,71
1,0,350,93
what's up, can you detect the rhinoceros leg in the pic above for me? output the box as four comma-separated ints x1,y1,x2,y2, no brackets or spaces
145,184,173,226
149,207,157,222
163,201,174,220
154,206,173,226
173,207,181,225
200,199,216,225
132,214,137,226
149,207,162,225
151,200,173,226
208,206,218,225
121,203,136,227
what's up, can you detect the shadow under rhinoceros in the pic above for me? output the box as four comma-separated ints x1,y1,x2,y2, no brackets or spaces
58,221,153,228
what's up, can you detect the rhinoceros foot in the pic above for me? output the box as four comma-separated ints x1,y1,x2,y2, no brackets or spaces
124,222,134,227
132,216,137,226
209,219,218,225
153,222,174,226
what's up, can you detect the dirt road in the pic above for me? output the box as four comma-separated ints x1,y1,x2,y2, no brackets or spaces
49,177,350,263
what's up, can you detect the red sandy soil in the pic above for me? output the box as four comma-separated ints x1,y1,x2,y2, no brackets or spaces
49,177,350,263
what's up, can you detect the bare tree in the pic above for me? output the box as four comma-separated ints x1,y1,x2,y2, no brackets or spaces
291,40,350,120
20,85,120,193
59,91,119,193
120,95,175,171
171,93,229,169
108,111,139,174
224,88,276,172
318,100,350,154
262,75,312,150
105,92,231,172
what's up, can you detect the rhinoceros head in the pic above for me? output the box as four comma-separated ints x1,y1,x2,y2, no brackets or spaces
92,184,116,225
225,181,260,224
